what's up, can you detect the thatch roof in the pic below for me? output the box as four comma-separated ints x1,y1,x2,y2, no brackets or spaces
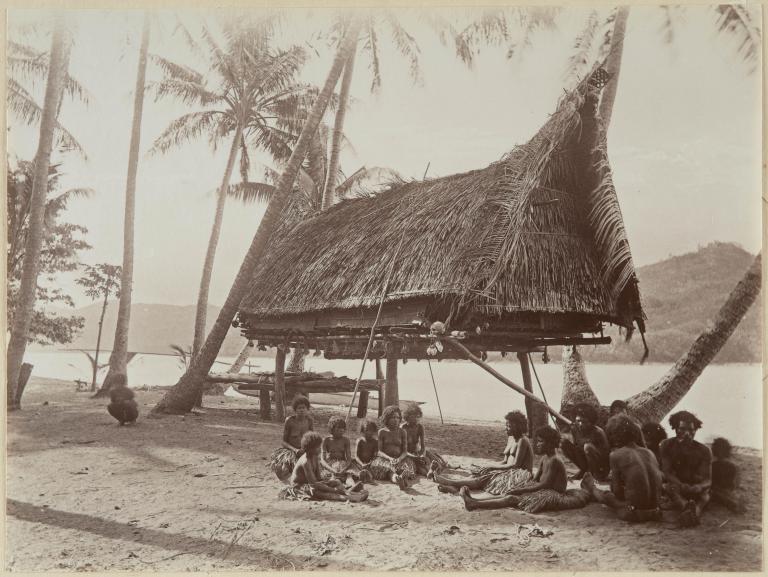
239,69,644,332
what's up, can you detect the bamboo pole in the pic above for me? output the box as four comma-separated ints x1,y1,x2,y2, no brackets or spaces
444,338,571,426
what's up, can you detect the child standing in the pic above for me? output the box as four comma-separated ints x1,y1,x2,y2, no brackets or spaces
267,395,313,481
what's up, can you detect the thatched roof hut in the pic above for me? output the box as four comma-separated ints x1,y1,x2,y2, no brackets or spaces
236,68,644,360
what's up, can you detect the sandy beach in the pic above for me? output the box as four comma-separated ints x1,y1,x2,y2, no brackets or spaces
6,376,762,572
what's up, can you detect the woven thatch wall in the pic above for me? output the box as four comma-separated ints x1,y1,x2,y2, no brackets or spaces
239,70,643,332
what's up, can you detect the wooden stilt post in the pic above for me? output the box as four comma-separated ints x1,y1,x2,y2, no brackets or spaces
357,390,369,418
274,343,287,422
375,357,384,416
259,389,271,420
518,352,548,436
384,341,399,408
444,338,571,425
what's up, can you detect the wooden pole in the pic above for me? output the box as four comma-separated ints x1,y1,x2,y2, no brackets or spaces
259,389,271,420
274,344,287,422
444,338,571,426
357,390,369,418
518,352,548,436
375,358,384,416
384,340,399,408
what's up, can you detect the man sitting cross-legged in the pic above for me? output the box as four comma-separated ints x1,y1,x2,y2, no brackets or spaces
560,403,610,481
581,415,663,522
460,426,590,514
659,410,712,527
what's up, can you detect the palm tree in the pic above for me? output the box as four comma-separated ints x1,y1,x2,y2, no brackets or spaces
97,13,151,398
148,17,312,371
76,264,122,392
6,15,74,410
152,17,363,415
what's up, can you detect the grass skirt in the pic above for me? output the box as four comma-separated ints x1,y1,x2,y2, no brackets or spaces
369,456,416,481
279,483,314,501
412,449,448,476
320,458,355,481
484,469,534,495
267,448,297,481
516,488,591,513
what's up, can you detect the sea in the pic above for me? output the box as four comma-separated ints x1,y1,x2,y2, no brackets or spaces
25,351,763,451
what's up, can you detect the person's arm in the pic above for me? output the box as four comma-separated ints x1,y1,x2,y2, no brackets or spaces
690,446,712,493
659,440,683,486
508,456,564,495
594,427,610,456
301,456,319,484
320,437,333,471
281,417,298,452
417,425,426,457
354,438,367,467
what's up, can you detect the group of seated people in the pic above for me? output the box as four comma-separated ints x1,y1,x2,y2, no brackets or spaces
267,395,744,527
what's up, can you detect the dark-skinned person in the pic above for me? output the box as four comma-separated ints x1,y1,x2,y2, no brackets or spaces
368,405,416,489
581,415,663,522
107,374,139,426
267,395,313,481
460,426,590,514
641,422,668,465
609,399,646,447
710,437,746,514
560,403,610,481
659,410,712,527
401,403,448,476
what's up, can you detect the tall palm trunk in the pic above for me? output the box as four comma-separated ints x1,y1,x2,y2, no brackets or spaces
91,291,109,392
190,124,244,409
626,253,761,424
321,41,357,210
227,341,252,374
599,6,630,129
6,17,72,411
98,14,151,397
152,19,362,415
191,123,244,360
287,346,306,373
560,346,600,410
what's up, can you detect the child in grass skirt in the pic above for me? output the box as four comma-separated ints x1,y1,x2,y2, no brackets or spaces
320,416,357,483
353,419,379,483
369,405,416,489
268,395,313,481
431,410,534,495
401,403,448,476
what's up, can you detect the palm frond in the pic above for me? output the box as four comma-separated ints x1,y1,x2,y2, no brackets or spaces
362,23,382,93
149,53,204,84
148,110,225,155
149,78,221,107
564,10,599,85
252,44,308,96
383,11,422,85
226,181,277,204
713,4,761,72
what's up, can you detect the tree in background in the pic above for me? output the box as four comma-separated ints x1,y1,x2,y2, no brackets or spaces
76,264,122,392
7,159,92,346
99,13,151,398
149,15,313,370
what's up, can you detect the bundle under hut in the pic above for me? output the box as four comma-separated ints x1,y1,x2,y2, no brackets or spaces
232,65,645,431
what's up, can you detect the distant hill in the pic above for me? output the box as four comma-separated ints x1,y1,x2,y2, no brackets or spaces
578,242,761,363
40,242,760,364
37,303,247,358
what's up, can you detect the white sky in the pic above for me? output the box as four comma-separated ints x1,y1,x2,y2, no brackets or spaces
8,6,762,310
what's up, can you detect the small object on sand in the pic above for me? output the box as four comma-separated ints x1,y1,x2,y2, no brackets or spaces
193,473,206,478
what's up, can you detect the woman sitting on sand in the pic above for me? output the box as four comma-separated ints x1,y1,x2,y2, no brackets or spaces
267,395,313,481
401,403,448,476
281,432,367,502
430,411,533,495
369,406,416,490
460,426,591,514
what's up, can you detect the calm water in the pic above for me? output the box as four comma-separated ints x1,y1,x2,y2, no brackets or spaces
26,351,763,450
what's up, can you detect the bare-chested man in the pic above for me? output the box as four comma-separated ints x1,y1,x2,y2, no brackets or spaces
560,403,610,481
581,415,663,522
659,410,712,527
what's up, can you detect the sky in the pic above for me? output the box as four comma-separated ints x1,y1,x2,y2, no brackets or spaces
8,5,763,311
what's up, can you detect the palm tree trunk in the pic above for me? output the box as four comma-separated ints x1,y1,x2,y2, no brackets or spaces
99,14,151,398
92,291,109,392
560,345,600,410
6,17,72,411
626,253,761,424
287,346,306,374
321,40,357,210
151,18,363,415
599,6,630,130
191,124,244,360
227,341,252,374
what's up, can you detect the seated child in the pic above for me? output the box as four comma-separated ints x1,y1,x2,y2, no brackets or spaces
401,402,447,476
321,416,354,484
560,403,610,481
460,426,590,514
710,437,746,514
354,419,379,483
432,410,533,495
281,431,367,502
581,415,663,522
659,410,712,527
107,374,139,425
368,405,416,490
640,422,668,465
267,395,313,481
